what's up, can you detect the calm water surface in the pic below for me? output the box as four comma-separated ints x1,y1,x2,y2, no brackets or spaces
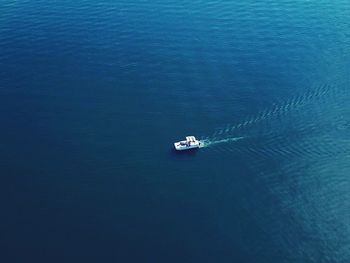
1,1,350,262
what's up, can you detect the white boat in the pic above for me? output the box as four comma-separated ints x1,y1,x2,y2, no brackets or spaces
174,136,201,151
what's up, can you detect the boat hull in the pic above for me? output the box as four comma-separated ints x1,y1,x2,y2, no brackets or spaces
174,141,201,151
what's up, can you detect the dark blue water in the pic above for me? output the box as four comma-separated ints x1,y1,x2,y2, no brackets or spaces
1,1,350,262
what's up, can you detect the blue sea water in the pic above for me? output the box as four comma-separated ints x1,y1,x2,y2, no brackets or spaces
1,0,350,262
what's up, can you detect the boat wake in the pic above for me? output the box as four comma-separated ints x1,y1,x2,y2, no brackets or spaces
199,84,349,148
198,83,350,159
207,84,338,139
200,136,245,148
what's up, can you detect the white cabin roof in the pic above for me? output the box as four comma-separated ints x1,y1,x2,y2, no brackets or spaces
186,136,196,142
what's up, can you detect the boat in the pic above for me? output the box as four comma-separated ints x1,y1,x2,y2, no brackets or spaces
174,136,201,151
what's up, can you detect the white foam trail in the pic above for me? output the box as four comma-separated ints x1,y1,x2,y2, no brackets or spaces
210,85,336,136
199,85,348,150
200,137,245,148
